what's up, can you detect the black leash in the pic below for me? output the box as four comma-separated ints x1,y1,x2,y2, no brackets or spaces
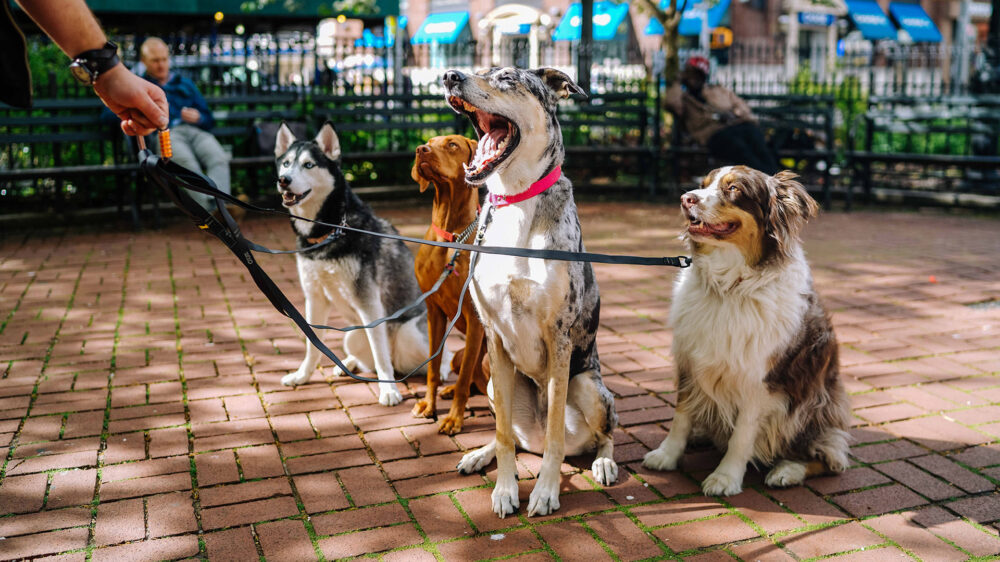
147,156,692,269
136,142,690,385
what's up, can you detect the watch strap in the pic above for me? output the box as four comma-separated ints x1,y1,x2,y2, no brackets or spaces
72,41,120,77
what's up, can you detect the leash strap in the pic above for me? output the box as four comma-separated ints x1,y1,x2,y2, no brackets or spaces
139,149,416,384
146,168,691,269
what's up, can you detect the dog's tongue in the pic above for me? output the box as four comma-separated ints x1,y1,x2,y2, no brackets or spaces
467,118,513,176
689,221,737,236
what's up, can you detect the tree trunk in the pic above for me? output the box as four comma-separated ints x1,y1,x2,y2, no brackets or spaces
635,0,686,83
579,0,593,95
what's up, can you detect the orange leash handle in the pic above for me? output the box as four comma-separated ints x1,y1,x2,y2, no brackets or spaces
158,129,173,158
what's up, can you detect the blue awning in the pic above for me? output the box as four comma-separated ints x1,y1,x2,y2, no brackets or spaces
889,2,941,43
844,0,897,40
644,0,732,37
355,29,385,48
799,12,836,26
552,2,630,41
411,11,469,45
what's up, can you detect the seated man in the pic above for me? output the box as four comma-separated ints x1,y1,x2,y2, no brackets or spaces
139,37,232,210
665,56,779,175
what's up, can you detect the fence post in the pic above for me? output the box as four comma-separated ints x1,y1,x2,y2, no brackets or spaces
651,73,661,199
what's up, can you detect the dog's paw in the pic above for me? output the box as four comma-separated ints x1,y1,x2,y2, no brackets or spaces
457,447,494,474
702,470,743,496
526,481,560,517
281,369,312,387
439,384,456,399
331,356,360,378
378,386,403,407
437,414,463,435
412,399,435,418
591,457,619,486
643,447,681,472
765,460,808,488
822,449,850,474
492,481,520,518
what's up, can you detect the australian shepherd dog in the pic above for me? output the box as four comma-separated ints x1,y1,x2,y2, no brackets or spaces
643,166,850,496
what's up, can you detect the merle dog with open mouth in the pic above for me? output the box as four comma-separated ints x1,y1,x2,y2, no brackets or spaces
443,67,619,518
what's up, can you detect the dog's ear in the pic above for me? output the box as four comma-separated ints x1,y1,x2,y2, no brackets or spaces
533,68,586,99
766,170,818,257
275,121,296,158
464,137,477,165
411,158,431,192
314,121,342,161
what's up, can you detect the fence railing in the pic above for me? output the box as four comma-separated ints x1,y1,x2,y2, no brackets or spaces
25,30,997,100
7,31,999,218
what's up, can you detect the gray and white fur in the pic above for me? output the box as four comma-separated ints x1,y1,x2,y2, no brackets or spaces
274,122,444,406
443,67,619,518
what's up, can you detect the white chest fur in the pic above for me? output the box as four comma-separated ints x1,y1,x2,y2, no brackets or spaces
471,200,568,377
671,246,811,390
295,254,363,325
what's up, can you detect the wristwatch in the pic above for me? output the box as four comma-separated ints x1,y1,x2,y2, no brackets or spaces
68,41,120,86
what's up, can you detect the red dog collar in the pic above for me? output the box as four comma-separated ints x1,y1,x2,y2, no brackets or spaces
487,166,561,209
431,222,455,242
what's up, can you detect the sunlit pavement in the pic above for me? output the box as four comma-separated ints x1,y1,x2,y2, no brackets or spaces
1,201,998,560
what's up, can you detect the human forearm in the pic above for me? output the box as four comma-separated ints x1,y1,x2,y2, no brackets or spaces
15,0,108,57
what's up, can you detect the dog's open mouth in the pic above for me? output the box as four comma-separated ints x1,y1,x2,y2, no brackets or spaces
447,96,520,183
687,216,739,237
280,189,311,207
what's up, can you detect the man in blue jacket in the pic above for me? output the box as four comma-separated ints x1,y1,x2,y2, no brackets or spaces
140,37,231,209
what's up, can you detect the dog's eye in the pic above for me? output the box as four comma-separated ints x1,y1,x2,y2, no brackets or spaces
728,184,740,192
281,161,289,167
448,142,458,149
304,162,315,169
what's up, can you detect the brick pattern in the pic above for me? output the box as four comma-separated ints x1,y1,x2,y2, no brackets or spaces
1,205,998,559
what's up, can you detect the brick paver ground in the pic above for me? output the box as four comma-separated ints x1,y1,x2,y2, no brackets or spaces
1,201,998,561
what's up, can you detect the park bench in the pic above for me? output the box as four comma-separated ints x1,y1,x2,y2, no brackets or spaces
2,88,667,226
558,91,653,193
665,93,838,208
0,93,308,229
0,97,139,223
847,94,1000,207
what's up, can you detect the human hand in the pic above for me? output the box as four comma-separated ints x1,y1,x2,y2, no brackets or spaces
93,64,168,136
181,107,201,124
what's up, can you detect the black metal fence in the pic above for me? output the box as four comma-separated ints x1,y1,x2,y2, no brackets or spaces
4,31,999,219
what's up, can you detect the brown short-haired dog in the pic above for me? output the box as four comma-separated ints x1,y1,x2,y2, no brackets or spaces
411,135,490,434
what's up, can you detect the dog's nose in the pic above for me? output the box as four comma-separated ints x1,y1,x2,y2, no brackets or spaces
278,175,291,188
443,70,465,88
681,193,700,209
417,144,431,153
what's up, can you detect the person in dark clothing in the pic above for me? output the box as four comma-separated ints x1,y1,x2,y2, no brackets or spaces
665,56,779,175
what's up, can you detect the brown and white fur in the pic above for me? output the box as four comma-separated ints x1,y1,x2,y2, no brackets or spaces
444,67,619,518
410,135,490,434
643,166,850,496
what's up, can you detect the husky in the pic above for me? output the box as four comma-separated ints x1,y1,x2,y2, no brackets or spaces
443,68,619,518
274,122,440,406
